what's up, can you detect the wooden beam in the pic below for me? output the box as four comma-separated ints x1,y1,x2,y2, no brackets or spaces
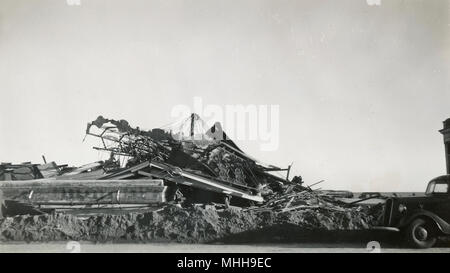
0,179,167,205
150,162,263,203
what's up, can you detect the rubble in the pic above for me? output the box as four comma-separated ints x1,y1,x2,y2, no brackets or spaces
0,176,382,243
0,114,384,242
0,161,69,181
84,114,290,202
0,203,378,243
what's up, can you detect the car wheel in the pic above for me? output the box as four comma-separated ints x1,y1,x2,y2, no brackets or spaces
405,218,437,249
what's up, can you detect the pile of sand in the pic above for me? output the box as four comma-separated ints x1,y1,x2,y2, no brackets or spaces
0,204,378,243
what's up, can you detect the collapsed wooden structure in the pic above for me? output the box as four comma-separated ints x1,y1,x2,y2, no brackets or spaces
0,114,293,217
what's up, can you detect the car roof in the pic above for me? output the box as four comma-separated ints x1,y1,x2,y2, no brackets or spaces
429,174,450,183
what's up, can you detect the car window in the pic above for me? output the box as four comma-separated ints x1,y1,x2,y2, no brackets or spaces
426,181,449,195
433,183,448,193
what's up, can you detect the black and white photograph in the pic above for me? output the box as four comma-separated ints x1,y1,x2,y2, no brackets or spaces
0,0,449,259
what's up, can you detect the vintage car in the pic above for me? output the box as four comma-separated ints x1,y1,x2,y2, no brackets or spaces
377,174,450,248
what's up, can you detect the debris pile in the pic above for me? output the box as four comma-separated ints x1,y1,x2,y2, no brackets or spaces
0,114,383,242
0,161,69,181
85,114,290,197
250,189,351,213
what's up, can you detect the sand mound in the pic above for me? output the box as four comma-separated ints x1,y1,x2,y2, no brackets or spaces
0,204,377,243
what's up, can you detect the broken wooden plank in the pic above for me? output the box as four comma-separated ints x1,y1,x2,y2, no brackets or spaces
0,179,167,205
60,161,104,177
54,169,106,180
37,162,60,178
99,161,150,180
150,161,264,203
284,196,295,210
281,205,320,212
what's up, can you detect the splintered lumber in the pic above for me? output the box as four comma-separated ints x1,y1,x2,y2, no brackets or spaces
305,180,324,190
347,195,385,206
281,205,320,212
150,161,264,203
0,179,166,205
99,161,150,180
284,196,295,210
55,169,106,180
37,162,60,178
62,161,104,176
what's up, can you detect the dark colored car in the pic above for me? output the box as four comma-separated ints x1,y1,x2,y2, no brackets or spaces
377,174,450,248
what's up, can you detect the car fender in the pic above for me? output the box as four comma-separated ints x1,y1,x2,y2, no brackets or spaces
399,210,450,234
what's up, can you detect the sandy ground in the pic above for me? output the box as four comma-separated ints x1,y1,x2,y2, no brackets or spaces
0,242,448,253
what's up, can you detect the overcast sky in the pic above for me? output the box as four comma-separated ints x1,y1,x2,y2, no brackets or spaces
0,0,449,192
